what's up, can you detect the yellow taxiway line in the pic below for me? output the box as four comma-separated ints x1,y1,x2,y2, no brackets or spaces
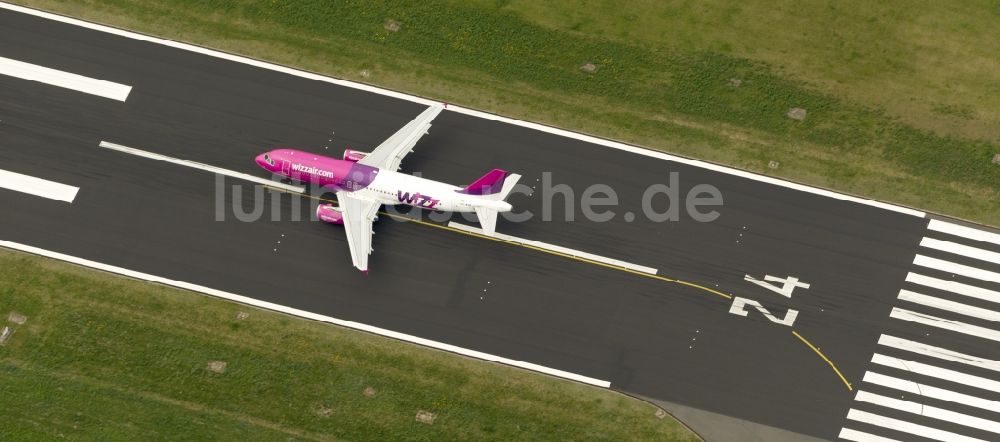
792,330,854,391
268,185,856,391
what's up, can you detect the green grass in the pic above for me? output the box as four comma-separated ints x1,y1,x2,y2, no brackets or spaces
0,249,698,441
11,0,1000,225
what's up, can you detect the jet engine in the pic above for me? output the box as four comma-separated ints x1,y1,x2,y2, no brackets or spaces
316,203,344,224
343,149,369,163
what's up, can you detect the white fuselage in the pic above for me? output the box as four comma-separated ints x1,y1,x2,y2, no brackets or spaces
353,169,510,213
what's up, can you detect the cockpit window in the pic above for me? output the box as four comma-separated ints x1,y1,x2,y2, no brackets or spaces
263,153,274,166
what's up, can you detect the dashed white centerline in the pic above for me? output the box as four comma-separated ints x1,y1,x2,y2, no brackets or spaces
0,56,131,101
447,221,658,274
99,141,305,193
0,1,928,218
0,168,78,202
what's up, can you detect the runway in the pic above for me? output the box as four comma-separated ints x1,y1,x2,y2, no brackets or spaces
3,5,999,441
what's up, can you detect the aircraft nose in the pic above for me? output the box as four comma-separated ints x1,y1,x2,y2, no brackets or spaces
255,153,268,169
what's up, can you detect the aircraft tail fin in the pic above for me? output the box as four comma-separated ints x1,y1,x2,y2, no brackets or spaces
478,171,521,201
459,170,521,236
459,169,520,199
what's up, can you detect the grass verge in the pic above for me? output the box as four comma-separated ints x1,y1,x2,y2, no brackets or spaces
0,248,699,441
11,0,999,225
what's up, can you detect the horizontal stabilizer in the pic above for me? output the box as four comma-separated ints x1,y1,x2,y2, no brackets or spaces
475,206,499,237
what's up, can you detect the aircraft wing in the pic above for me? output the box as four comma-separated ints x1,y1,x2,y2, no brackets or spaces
359,104,443,172
336,191,381,272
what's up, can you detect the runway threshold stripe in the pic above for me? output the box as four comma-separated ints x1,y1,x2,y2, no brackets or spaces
890,307,1000,343
913,255,1000,284
99,141,306,194
921,237,1000,267
0,240,612,388
0,2,928,218
0,169,78,202
838,428,901,442
0,56,131,101
863,371,1000,414
878,335,1000,373
446,222,657,274
928,220,1000,247
845,409,986,442
898,289,1000,322
871,353,1000,394
855,390,1000,434
906,273,1000,306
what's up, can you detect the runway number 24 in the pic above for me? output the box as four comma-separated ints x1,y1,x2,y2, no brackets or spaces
729,275,810,327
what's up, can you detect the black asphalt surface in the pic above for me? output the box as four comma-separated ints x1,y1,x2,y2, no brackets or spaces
0,9,944,441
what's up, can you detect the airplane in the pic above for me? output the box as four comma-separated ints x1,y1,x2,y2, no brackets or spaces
254,105,521,274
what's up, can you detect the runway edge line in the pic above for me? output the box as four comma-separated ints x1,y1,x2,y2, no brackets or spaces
0,240,612,388
0,1,925,218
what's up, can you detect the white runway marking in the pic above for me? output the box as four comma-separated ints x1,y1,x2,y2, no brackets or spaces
447,222,658,274
855,390,1000,434
928,219,1000,246
838,427,901,442
906,273,1000,306
0,240,612,388
0,2,927,217
871,353,1000,394
898,289,1000,322
913,255,1000,284
0,169,78,202
890,307,1000,343
921,237,1000,266
839,224,1000,442
0,56,131,101
878,334,1000,373
99,141,305,193
863,371,1000,414
845,409,986,442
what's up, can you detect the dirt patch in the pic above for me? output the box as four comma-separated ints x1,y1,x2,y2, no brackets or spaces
580,62,598,73
235,311,249,320
206,360,227,373
8,311,27,325
728,78,742,88
315,404,334,417
993,153,1000,165
360,69,371,78
768,160,780,169
0,326,12,345
654,408,668,419
363,386,377,397
787,107,807,121
415,410,436,424
384,19,402,32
